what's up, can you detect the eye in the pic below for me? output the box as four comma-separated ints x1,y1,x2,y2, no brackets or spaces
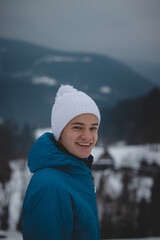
90,127,98,131
73,126,81,130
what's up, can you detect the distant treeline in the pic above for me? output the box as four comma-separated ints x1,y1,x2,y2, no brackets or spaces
0,121,34,185
100,87,160,144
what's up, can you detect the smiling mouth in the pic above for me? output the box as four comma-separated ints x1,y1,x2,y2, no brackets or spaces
76,142,91,147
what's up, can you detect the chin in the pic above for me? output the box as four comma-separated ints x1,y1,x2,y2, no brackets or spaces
76,152,91,159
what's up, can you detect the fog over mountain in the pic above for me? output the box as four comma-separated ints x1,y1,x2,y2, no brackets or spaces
1,0,160,64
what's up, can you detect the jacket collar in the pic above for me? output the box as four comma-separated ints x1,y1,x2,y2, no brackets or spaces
51,134,93,170
28,132,93,173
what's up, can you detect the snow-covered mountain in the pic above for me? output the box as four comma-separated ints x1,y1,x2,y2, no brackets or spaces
0,37,156,127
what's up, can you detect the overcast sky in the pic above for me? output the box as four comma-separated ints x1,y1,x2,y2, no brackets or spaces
0,0,160,64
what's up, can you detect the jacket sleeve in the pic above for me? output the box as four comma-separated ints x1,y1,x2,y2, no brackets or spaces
22,181,73,240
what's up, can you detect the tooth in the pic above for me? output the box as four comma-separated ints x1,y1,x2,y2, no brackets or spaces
78,143,90,146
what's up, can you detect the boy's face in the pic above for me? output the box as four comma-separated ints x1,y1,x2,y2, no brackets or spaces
59,113,99,158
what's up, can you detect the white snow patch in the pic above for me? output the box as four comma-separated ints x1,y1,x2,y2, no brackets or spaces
35,55,92,65
0,160,31,231
32,76,57,86
92,146,104,163
130,177,153,202
34,128,52,139
99,86,111,94
92,170,104,189
108,144,160,170
8,160,31,230
104,172,123,199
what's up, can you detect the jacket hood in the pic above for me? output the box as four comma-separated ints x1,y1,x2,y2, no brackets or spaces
28,132,91,173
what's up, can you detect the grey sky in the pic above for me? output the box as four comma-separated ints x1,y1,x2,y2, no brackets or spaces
0,0,160,64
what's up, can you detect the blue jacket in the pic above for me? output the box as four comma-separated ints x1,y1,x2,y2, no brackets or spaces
22,132,100,240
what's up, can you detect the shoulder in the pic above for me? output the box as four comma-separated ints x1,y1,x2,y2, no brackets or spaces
23,167,71,209
32,167,64,185
27,167,68,197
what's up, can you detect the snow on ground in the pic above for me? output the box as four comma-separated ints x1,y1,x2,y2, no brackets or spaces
103,171,123,199
131,176,153,202
0,160,31,232
0,230,22,240
8,160,31,230
92,143,160,170
109,143,160,169
92,143,160,203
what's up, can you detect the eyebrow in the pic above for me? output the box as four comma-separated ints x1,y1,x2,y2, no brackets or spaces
71,122,98,126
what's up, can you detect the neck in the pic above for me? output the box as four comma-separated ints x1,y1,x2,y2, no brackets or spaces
51,135,93,169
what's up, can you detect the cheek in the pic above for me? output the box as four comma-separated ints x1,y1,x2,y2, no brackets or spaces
61,132,76,146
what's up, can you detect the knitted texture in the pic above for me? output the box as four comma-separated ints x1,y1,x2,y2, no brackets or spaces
51,85,101,141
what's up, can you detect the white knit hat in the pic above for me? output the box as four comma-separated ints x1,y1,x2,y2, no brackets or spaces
51,85,101,141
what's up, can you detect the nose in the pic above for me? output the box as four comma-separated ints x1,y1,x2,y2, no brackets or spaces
81,130,92,140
